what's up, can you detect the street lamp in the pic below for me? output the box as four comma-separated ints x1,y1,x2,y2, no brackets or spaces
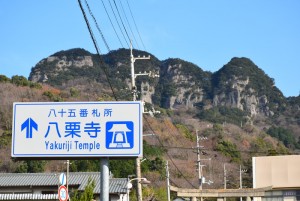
127,178,150,201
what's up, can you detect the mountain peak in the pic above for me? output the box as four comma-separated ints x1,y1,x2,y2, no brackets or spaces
51,48,93,57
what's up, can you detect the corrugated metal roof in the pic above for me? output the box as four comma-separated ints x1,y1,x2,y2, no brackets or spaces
0,194,58,200
0,172,127,194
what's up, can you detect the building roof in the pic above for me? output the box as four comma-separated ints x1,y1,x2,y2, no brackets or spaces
0,194,58,200
0,172,127,194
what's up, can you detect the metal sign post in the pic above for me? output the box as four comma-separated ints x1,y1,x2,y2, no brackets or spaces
100,158,109,201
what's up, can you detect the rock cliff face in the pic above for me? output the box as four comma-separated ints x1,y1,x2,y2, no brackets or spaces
210,57,285,118
30,55,93,83
212,76,273,117
47,55,93,68
165,63,205,109
29,48,286,119
141,81,155,104
153,59,211,110
29,48,97,85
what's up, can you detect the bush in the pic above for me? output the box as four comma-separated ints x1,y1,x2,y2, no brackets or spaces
0,75,10,83
15,160,46,173
198,106,248,126
29,82,42,89
215,140,241,162
11,75,29,86
71,178,95,201
43,90,63,102
175,124,195,141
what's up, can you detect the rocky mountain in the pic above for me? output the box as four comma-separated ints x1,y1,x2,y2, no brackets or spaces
211,57,286,117
29,48,289,120
27,47,300,147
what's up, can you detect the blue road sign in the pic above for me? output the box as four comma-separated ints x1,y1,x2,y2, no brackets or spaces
11,101,143,158
59,173,66,186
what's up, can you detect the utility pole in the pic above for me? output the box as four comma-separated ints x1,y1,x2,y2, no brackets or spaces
130,41,150,201
196,130,203,190
224,164,227,189
196,130,210,201
65,160,71,201
224,164,227,201
166,161,171,201
196,130,212,189
239,165,247,201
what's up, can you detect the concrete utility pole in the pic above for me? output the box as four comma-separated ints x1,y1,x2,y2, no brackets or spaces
239,165,247,201
196,130,212,188
196,130,210,201
166,161,171,201
196,131,203,190
224,164,227,201
224,164,227,189
65,160,71,201
130,41,150,201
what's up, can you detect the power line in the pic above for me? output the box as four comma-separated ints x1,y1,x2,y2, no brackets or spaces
163,119,189,149
77,0,118,101
126,0,147,51
84,0,111,52
107,0,130,47
78,0,102,54
146,143,296,155
112,0,131,47
100,0,124,48
143,115,198,189
169,178,181,189
117,0,140,49
142,116,298,188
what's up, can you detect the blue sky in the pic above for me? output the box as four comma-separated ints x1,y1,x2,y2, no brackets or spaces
1,0,300,97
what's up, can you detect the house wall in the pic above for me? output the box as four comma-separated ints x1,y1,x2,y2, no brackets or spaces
253,155,300,189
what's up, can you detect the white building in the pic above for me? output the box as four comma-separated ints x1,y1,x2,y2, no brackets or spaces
253,155,300,201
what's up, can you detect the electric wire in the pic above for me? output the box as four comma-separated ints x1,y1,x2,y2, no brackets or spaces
117,0,140,50
126,0,147,51
78,0,101,54
100,0,124,48
169,178,181,189
146,142,296,155
143,115,198,188
112,0,132,47
78,1,298,189
107,0,130,48
163,118,190,150
84,0,111,52
143,115,299,188
78,0,118,101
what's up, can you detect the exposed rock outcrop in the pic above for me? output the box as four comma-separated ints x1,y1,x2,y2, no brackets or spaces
28,49,286,119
